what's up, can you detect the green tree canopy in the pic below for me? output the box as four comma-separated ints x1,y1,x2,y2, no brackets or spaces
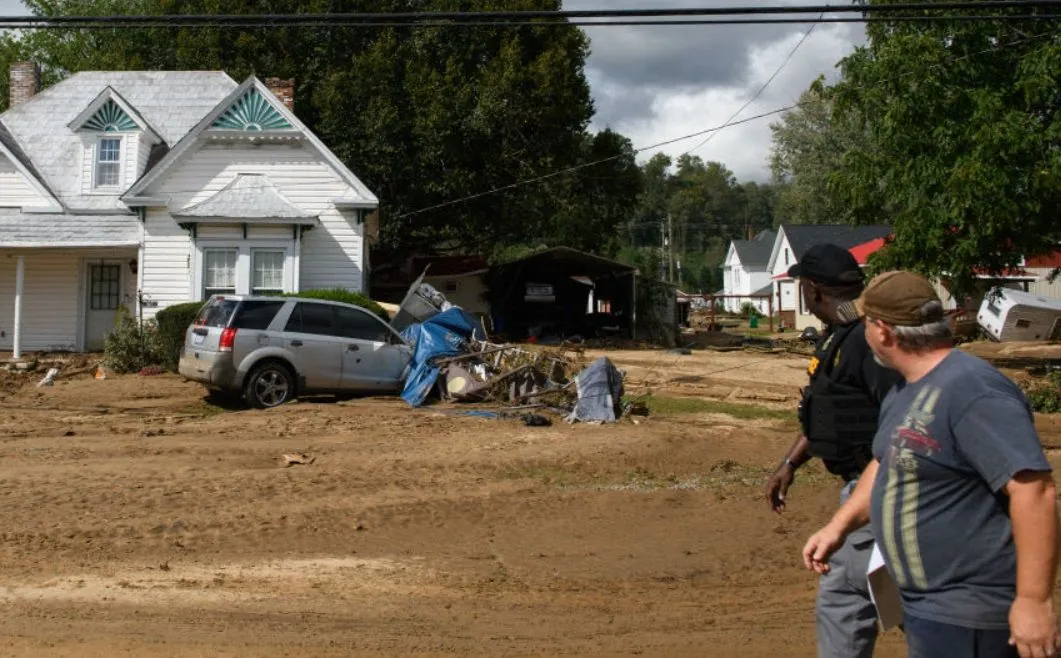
826,2,1061,295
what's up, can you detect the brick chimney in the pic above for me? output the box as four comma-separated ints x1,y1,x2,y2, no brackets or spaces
9,61,40,108
264,77,294,111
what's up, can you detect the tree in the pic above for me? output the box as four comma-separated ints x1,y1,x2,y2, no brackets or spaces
825,2,1061,295
2,0,597,255
769,80,870,225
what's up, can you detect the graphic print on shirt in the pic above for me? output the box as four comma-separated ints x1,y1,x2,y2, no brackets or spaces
880,385,942,591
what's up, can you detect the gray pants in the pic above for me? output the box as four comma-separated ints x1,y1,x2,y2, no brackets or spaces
817,479,879,658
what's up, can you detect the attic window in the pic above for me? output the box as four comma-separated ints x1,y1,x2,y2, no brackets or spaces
95,137,122,187
84,100,138,132
212,88,292,131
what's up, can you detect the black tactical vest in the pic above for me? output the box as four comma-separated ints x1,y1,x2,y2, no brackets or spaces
799,322,880,479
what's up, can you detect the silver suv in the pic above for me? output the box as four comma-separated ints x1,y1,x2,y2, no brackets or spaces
178,295,413,408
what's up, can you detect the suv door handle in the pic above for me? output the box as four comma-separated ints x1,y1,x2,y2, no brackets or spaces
347,344,360,352
290,340,303,347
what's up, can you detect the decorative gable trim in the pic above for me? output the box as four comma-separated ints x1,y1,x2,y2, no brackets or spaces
210,87,293,131
84,100,138,132
68,86,162,142
123,76,378,207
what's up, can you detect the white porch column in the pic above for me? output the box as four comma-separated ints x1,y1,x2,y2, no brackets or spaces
12,255,24,360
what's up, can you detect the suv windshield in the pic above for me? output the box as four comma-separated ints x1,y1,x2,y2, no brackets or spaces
194,297,239,328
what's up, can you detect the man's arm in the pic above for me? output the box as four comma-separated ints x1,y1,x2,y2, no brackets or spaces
765,435,811,513
802,459,879,574
1005,471,1060,657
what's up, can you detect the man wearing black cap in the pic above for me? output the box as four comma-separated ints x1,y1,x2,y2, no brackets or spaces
764,243,902,658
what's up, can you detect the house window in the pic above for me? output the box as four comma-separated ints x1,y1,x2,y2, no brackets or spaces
784,248,791,266
252,250,285,295
95,137,122,187
89,264,121,310
443,281,458,294
203,249,238,298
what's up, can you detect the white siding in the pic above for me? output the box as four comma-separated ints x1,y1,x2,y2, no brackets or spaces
0,248,137,351
300,208,364,291
1028,268,1061,300
142,141,366,293
141,208,192,317
769,232,797,312
78,132,141,197
0,156,51,210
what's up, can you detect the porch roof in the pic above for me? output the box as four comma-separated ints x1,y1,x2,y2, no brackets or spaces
0,213,140,248
172,173,317,222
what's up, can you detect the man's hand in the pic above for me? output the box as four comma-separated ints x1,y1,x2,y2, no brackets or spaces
802,522,847,575
1009,596,1061,658
766,462,795,513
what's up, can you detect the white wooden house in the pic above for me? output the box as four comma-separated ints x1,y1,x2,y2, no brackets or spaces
721,229,774,314
0,63,377,355
767,224,892,330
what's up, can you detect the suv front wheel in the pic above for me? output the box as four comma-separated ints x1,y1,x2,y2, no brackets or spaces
244,362,296,409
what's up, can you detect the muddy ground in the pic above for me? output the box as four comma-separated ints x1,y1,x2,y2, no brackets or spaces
0,347,1058,657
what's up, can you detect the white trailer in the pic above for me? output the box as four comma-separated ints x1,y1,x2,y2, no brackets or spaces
977,287,1061,342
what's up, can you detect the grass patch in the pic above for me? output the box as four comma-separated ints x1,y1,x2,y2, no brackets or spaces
635,395,794,421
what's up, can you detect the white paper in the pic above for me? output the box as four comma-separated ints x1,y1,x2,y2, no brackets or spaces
866,543,904,631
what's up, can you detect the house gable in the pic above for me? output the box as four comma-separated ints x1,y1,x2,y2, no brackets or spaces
0,125,61,212
124,76,377,207
67,87,162,142
724,242,741,268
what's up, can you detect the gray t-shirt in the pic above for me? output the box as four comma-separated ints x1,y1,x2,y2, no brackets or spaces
870,349,1052,629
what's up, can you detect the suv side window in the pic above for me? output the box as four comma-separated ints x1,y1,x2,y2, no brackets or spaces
284,302,336,336
336,306,391,343
232,300,285,331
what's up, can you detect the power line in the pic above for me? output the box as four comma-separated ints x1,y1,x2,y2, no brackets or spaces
3,2,1061,28
687,13,824,156
3,15,1061,29
2,1,1061,23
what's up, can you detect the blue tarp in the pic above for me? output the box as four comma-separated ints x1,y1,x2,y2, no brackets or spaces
399,308,484,407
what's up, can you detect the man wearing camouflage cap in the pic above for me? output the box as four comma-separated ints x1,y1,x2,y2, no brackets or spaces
803,271,1060,658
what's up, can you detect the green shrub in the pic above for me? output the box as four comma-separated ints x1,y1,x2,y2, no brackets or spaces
285,289,389,322
155,301,205,371
104,318,164,374
740,301,762,318
1022,371,1061,414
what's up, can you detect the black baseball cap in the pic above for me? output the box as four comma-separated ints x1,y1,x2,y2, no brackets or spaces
787,243,864,286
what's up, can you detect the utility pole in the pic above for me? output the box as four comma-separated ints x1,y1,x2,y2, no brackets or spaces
667,213,675,283
659,220,667,281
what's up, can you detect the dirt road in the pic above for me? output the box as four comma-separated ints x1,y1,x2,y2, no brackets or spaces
0,348,1054,656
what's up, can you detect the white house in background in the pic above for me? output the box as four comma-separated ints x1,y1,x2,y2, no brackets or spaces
767,224,892,330
0,62,377,355
721,229,775,314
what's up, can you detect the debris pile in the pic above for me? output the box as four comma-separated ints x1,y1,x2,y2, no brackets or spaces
395,290,633,422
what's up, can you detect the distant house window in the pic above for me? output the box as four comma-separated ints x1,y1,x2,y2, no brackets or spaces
443,281,458,294
252,250,285,295
95,137,122,187
203,249,238,298
784,248,791,266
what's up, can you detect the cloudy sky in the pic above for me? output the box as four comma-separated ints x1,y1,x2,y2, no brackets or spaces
569,0,865,181
0,0,864,181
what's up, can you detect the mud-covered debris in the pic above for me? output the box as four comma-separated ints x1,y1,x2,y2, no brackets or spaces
281,453,315,467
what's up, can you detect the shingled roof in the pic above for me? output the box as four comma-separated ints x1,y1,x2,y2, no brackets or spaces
731,229,776,267
780,224,892,259
0,71,237,212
